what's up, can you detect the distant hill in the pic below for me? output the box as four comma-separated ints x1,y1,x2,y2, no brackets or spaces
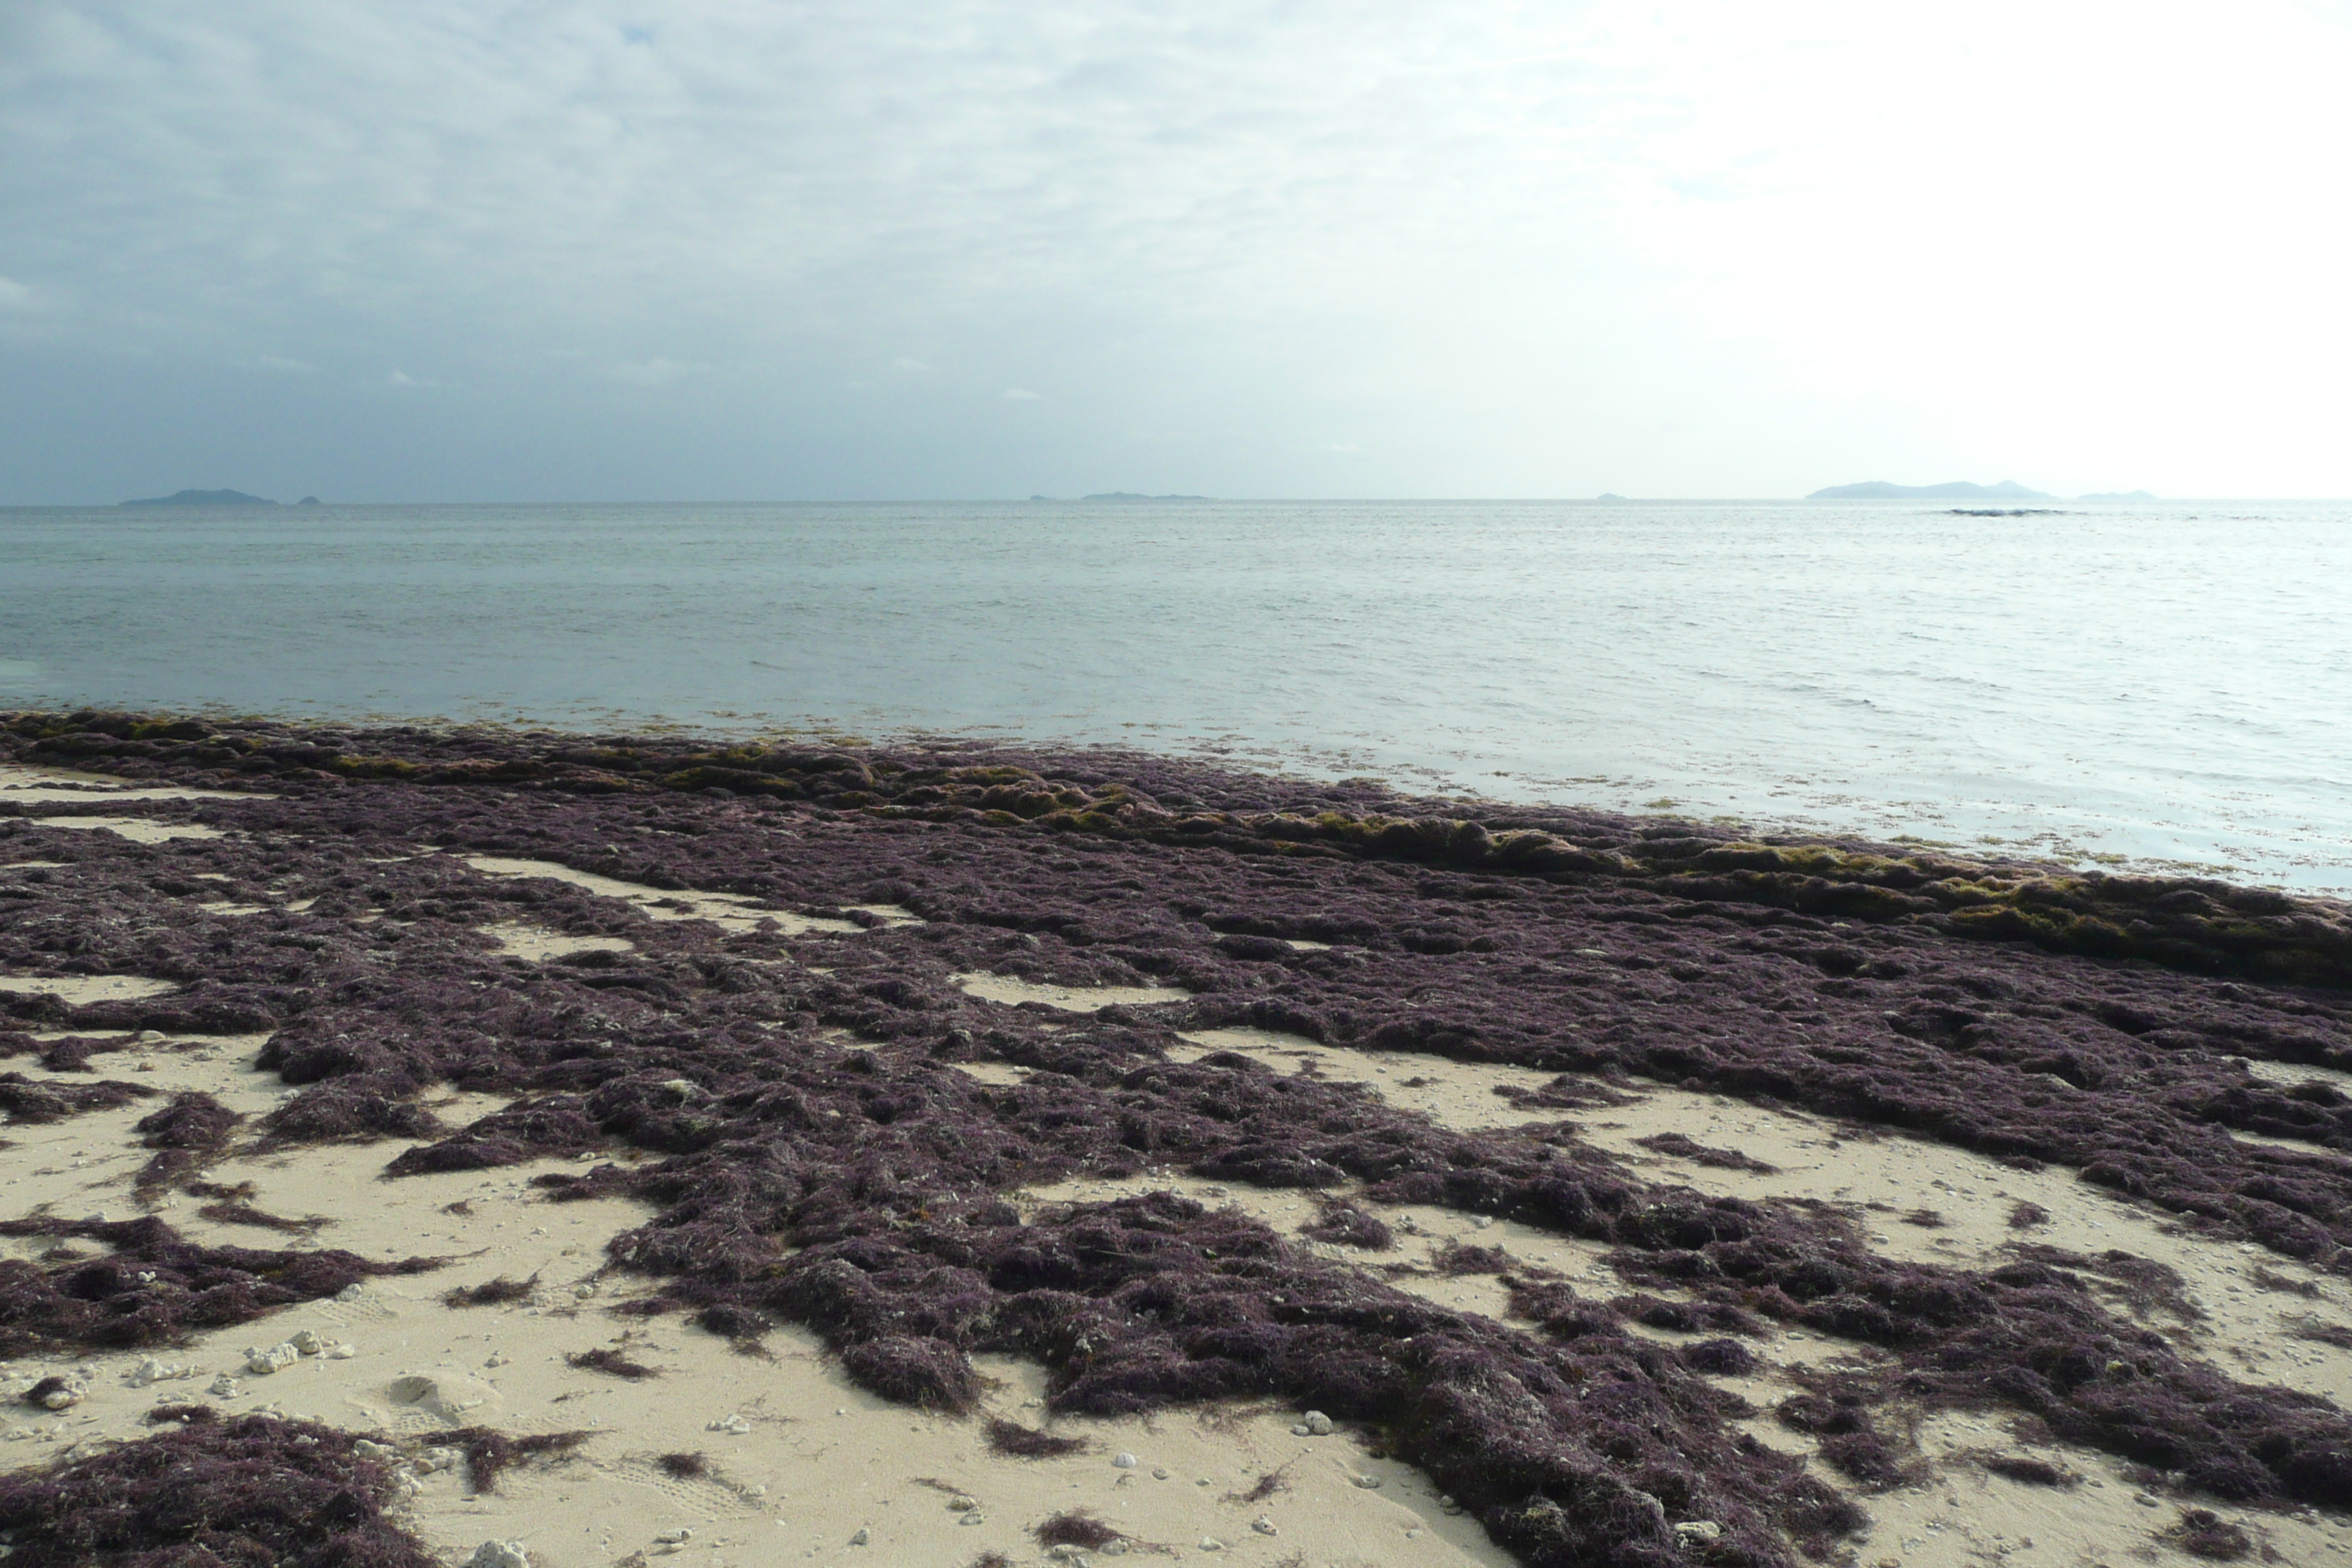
119,489,279,507
1808,480,2049,500
1082,491,1211,501
2078,490,2158,502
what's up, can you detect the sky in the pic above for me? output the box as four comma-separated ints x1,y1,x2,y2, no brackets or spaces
4,0,2351,503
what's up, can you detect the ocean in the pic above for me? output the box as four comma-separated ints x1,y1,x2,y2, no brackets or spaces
3,497,2346,891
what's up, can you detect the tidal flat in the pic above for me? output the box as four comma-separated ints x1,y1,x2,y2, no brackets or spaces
3,712,2352,1568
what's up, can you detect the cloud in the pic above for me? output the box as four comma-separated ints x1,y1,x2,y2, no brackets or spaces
2,0,2350,497
385,369,437,388
1001,388,1044,401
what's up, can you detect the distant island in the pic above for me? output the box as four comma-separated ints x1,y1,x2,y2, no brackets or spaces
1596,492,1627,501
1082,491,1211,502
118,489,279,507
1808,480,2050,500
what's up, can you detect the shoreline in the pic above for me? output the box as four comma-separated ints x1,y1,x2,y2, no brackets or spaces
4,711,2352,1567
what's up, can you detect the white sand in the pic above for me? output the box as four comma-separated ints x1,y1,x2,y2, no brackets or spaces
951,974,1191,1011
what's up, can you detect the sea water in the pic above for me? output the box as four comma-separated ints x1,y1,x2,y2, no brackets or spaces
3,497,2346,891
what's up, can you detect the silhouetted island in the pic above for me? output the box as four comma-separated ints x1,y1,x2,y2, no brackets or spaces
118,489,279,507
1082,491,1211,501
1808,480,2049,500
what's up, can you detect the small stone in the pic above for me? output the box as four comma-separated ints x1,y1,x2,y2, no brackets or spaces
325,1345,357,1360
468,1541,529,1568
337,1283,366,1301
1674,1520,1725,1545
1111,1452,1137,1469
1251,1517,1278,1536
1301,1410,1333,1436
127,1358,184,1388
848,1527,870,1546
959,1512,986,1526
208,1375,243,1398
708,1414,752,1433
39,1384,83,1411
572,1281,598,1299
946,1495,978,1512
485,1353,508,1369
290,1330,326,1355
655,1530,693,1545
1352,1473,1383,1489
1151,1467,1170,1480
136,1030,166,1044
353,1439,399,1460
244,1343,300,1376
1197,1539,1224,1553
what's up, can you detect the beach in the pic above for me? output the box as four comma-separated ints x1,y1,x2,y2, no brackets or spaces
5,712,2352,1568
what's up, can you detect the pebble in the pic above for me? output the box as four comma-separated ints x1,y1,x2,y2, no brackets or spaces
127,1358,188,1387
1300,1410,1333,1436
654,1530,693,1545
1251,1516,1279,1536
325,1345,356,1360
353,1439,399,1460
946,1496,978,1512
572,1282,598,1299
1674,1520,1725,1545
1112,1452,1137,1469
848,1527,870,1546
1151,1467,1170,1480
708,1414,753,1433
1198,1539,1224,1552
467,1542,529,1568
289,1330,327,1355
244,1343,301,1376
208,1375,243,1398
1352,1473,1383,1489
958,1512,986,1526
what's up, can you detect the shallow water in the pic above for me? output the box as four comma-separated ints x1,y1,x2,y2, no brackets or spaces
4,497,2347,888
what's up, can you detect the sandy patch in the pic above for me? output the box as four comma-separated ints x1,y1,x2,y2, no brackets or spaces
26,817,231,843
1169,1027,1574,1133
952,974,1192,1011
483,924,639,964
0,974,180,1004
0,763,265,803
462,857,860,937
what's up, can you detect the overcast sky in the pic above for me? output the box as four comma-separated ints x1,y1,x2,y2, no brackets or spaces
5,1,2349,502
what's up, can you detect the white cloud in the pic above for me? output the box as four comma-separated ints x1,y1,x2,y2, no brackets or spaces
385,369,436,387
1000,387,1044,402
1,0,2348,495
